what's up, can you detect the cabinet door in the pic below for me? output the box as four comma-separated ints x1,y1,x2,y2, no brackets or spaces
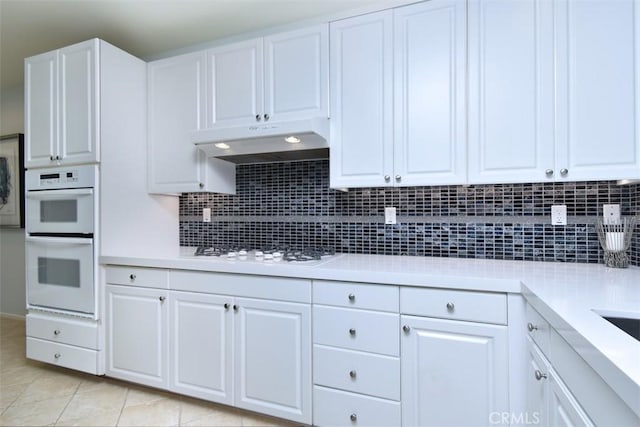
526,337,549,427
264,25,328,121
401,315,509,427
555,0,640,181
25,50,58,168
58,39,99,165
169,292,233,404
234,298,311,424
549,371,594,427
105,285,168,388
329,11,394,188
468,0,555,184
393,0,466,186
207,39,263,128
148,52,209,193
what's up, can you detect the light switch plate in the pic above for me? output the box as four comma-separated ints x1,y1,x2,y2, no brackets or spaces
385,207,397,225
603,204,621,224
202,208,211,223
551,205,567,225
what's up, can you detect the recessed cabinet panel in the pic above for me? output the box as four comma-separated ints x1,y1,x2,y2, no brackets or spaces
329,11,394,188
556,0,640,181
394,0,466,185
468,0,555,184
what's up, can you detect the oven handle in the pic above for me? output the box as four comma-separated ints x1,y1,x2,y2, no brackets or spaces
26,236,93,246
26,188,93,200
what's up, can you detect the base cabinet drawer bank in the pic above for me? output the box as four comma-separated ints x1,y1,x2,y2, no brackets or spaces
104,266,312,425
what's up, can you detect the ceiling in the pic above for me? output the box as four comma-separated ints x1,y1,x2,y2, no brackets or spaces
0,0,388,91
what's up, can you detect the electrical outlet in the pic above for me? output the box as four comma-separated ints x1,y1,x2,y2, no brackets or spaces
551,205,567,225
385,207,397,225
202,208,211,223
603,204,621,224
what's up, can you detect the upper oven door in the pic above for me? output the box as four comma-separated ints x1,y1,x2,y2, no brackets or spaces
26,236,95,315
26,188,94,235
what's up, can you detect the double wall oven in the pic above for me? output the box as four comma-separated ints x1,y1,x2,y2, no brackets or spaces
25,165,98,317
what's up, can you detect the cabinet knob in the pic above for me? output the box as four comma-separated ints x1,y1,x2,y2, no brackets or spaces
263,113,270,121
256,114,262,122
56,155,61,160
560,168,568,176
233,304,239,312
446,302,455,311
224,303,230,310
545,169,554,177
199,182,204,189
535,370,548,381
527,322,538,332
53,329,60,336
159,296,166,302
348,293,355,302
129,274,136,281
384,175,390,182
403,325,410,333
350,413,357,422
50,155,55,161
349,328,356,336
54,353,61,359
395,175,401,181
349,370,357,379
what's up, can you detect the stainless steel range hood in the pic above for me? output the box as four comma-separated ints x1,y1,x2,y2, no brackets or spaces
192,117,329,164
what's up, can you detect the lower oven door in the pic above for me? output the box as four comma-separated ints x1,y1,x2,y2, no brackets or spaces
26,236,95,315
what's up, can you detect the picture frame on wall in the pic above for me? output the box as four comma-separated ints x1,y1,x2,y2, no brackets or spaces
0,134,25,228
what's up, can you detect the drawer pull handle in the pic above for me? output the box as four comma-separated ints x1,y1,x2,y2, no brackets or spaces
446,302,455,311
53,329,60,336
54,353,61,359
349,328,356,336
527,323,538,332
403,325,410,333
159,296,166,302
349,370,357,378
348,293,356,302
535,370,548,381
129,274,136,281
224,303,230,310
350,413,357,422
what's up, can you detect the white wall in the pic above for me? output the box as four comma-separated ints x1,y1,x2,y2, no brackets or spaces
0,85,26,317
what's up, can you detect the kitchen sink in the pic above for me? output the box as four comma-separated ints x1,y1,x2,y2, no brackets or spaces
597,312,640,342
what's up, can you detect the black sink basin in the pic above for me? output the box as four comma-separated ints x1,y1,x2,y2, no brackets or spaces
601,316,640,342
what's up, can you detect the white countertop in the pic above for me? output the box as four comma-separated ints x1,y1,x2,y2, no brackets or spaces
100,249,640,416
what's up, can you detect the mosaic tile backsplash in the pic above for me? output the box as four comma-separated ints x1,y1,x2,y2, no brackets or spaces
180,160,640,266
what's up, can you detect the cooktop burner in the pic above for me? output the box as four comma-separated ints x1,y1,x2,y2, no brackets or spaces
193,246,336,262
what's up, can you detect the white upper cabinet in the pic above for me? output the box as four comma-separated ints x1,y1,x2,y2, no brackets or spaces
469,0,640,184
25,39,98,168
206,24,328,129
330,1,466,189
555,0,640,181
147,52,236,194
393,0,467,186
329,11,394,188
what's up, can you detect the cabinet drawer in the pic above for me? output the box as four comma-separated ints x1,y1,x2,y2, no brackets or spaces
27,337,101,375
313,280,398,312
313,306,399,356
26,312,99,349
313,345,399,401
401,287,507,325
105,266,169,289
525,304,550,355
314,386,400,427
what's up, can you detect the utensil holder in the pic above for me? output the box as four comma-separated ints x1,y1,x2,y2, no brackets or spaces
595,216,637,268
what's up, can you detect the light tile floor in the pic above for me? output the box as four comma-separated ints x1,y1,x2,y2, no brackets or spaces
0,316,297,426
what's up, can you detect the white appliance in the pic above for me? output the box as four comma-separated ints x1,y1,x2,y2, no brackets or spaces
25,165,98,316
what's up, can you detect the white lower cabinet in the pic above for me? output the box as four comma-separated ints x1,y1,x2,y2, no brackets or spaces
105,284,168,388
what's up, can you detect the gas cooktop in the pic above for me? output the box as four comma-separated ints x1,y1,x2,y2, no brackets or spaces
190,246,339,265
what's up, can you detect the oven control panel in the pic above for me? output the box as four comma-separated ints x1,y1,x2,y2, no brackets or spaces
26,164,97,191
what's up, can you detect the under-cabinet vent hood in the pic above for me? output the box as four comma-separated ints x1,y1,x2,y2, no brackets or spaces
192,117,329,164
